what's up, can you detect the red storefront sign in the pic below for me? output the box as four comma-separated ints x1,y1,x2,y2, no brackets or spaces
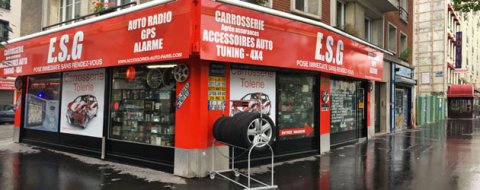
0,0,191,77
0,80,15,90
200,1,383,81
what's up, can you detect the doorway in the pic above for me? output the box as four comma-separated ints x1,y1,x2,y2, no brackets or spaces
330,79,367,145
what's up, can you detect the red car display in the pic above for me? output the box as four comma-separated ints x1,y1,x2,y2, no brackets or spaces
231,92,271,116
66,95,98,128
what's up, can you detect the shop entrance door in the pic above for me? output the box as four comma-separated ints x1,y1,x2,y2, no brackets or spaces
275,73,319,154
356,87,367,138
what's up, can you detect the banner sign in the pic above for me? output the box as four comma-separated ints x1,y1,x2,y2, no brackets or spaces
60,69,105,138
455,32,462,69
230,69,276,123
200,0,384,81
395,64,412,79
0,0,191,77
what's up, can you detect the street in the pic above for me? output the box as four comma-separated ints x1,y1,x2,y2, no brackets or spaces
0,120,479,190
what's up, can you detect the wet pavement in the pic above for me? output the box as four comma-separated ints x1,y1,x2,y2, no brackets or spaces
2,120,480,190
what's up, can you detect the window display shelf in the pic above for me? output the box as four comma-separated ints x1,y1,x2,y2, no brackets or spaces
110,66,176,147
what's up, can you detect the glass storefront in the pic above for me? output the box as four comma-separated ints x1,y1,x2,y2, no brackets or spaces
277,74,315,141
449,99,473,114
394,88,408,129
330,80,357,134
25,74,61,132
110,65,176,147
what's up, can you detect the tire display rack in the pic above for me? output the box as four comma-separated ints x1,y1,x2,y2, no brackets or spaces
209,100,278,190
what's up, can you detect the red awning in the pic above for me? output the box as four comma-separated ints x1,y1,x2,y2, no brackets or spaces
447,84,474,98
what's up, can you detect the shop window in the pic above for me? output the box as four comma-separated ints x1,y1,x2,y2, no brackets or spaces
330,80,357,133
25,74,62,132
277,74,315,140
388,23,397,53
292,0,321,18
394,89,404,115
59,0,81,23
449,99,472,114
110,64,176,147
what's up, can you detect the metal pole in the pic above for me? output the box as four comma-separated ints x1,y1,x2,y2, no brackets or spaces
101,136,106,159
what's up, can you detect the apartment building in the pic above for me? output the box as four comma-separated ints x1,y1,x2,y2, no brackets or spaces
0,0,21,106
6,0,414,177
459,11,480,87
413,0,459,124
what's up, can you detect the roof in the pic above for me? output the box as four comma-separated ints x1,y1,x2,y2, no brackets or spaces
447,84,474,98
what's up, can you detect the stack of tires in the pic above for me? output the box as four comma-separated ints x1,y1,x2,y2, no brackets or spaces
213,112,276,150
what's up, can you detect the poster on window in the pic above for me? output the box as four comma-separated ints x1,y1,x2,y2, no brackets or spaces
60,69,105,138
25,94,59,132
229,69,276,123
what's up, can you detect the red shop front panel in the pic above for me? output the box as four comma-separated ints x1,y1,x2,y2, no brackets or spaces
0,0,192,78
200,0,383,82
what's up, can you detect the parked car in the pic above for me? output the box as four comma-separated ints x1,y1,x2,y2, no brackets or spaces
0,105,15,124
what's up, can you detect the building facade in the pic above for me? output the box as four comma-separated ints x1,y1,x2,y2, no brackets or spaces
0,0,22,107
413,0,457,124
6,0,413,178
459,11,480,88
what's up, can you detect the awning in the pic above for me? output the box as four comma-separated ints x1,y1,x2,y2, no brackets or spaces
395,76,416,86
447,84,474,98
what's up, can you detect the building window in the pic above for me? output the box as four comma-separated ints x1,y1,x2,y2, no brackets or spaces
388,24,397,53
0,20,9,42
336,1,345,29
399,0,408,23
0,0,10,10
400,32,407,54
59,0,81,23
293,0,321,18
239,0,272,7
107,0,133,7
364,17,372,42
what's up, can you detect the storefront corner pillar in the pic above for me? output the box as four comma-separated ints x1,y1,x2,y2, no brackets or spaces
320,134,331,154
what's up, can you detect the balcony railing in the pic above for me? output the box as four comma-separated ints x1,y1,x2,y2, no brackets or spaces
399,6,408,23
42,2,137,31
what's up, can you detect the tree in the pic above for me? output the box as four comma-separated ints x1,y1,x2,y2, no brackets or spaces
452,0,480,12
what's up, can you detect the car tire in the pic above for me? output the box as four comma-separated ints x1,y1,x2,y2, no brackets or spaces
235,113,276,150
213,116,230,142
221,112,248,146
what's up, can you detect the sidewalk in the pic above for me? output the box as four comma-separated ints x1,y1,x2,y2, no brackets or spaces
0,120,478,190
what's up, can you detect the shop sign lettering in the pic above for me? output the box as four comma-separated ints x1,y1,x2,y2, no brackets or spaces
201,10,273,62
201,1,384,81
0,0,191,77
128,11,172,53
315,32,344,65
47,31,84,64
